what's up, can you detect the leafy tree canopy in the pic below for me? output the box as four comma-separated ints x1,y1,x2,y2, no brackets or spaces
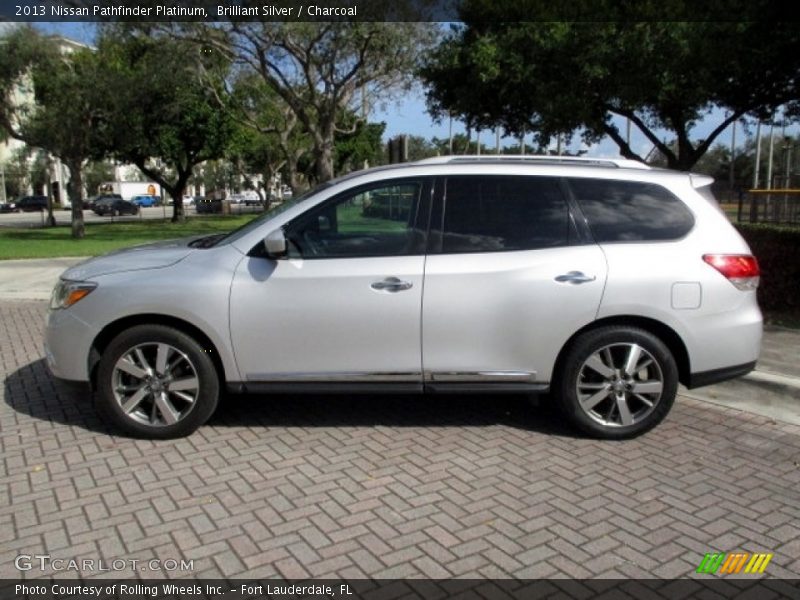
0,27,106,236
96,28,235,220
188,21,437,182
420,1,800,170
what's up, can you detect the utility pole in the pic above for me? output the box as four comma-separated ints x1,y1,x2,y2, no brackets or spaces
729,118,736,194
767,119,775,189
784,137,792,189
626,118,631,147
476,129,481,155
495,127,501,154
519,130,525,155
448,112,453,155
753,120,762,189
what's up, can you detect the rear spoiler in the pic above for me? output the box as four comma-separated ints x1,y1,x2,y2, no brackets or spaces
690,173,714,189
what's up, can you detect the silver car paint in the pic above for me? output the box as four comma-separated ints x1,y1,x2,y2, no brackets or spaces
44,161,761,389
47,243,245,382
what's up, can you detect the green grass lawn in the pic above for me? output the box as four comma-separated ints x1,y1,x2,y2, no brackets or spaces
0,215,258,259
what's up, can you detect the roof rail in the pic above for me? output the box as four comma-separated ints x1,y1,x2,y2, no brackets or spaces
413,155,651,170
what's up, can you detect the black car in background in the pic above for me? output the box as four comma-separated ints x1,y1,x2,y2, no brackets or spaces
195,197,223,214
86,194,123,212
93,197,139,216
18,195,48,212
0,201,20,213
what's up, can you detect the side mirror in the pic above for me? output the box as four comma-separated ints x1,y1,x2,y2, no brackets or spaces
263,228,287,258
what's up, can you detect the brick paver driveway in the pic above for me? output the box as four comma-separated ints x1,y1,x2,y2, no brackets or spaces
2,301,799,579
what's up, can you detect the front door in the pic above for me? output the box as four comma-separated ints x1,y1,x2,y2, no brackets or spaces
229,179,430,387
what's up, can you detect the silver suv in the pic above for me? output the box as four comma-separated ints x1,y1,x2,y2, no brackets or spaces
45,156,762,439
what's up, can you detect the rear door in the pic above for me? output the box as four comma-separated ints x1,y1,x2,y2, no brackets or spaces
421,175,607,388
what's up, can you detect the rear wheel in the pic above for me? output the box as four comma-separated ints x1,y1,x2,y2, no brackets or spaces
554,326,678,439
96,325,219,438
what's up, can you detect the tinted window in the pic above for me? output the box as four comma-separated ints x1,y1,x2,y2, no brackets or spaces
440,176,569,253
569,179,694,242
286,181,424,258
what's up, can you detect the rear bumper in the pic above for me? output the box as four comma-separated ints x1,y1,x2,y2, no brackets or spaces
686,361,756,389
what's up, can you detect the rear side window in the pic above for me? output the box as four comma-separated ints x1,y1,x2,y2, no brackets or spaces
441,176,569,253
569,179,694,242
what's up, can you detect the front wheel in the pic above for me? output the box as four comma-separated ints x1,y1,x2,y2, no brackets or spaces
554,326,678,439
96,325,219,438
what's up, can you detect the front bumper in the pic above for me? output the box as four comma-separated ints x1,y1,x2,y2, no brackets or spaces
44,307,99,382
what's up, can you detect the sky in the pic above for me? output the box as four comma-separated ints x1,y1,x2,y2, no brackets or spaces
29,21,793,161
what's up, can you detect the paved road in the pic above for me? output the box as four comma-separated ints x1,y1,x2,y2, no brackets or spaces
0,204,262,228
1,301,799,579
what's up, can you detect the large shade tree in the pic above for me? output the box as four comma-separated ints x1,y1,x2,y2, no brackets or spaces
229,73,312,196
189,22,437,183
421,2,800,170
97,30,235,221
0,28,104,236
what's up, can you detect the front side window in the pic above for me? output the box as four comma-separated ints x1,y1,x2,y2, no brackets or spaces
440,176,570,253
568,178,695,242
286,181,424,258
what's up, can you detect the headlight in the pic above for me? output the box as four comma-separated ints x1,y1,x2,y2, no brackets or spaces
50,280,97,310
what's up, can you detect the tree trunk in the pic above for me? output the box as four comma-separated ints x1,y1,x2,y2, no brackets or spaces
67,161,85,239
170,170,192,223
314,138,335,184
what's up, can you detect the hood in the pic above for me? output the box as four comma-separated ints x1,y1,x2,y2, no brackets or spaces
61,237,200,281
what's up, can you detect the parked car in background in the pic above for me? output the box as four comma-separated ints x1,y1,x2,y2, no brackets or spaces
18,195,48,212
232,190,261,206
196,197,223,214
131,195,159,207
0,200,20,213
86,194,123,212
84,196,99,211
93,197,139,216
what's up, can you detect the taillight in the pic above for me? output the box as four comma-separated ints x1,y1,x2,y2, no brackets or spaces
703,254,760,291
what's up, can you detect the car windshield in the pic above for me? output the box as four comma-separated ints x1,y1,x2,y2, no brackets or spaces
210,184,332,247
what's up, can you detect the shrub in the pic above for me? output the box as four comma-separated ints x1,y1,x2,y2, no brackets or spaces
735,223,800,317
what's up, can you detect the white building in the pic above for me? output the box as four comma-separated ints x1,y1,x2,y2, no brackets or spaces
0,26,92,206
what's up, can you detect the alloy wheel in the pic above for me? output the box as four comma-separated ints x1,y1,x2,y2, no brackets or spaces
575,343,664,428
111,342,199,427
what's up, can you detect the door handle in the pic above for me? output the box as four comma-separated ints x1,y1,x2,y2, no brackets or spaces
371,277,413,292
555,271,596,284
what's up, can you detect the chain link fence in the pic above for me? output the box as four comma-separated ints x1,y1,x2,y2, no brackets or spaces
736,189,800,225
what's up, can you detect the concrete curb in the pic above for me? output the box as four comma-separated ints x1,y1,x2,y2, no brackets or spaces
744,369,800,390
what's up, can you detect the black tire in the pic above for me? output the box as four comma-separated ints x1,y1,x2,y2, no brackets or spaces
553,326,678,439
96,325,219,439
